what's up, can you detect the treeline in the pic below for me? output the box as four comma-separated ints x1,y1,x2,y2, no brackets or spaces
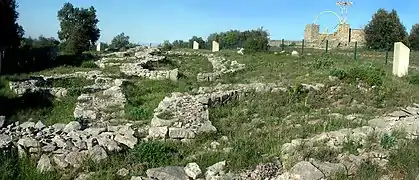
161,27,270,53
355,8,419,51
1,1,101,74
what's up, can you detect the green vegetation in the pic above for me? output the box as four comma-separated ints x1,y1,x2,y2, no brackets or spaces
3,0,419,178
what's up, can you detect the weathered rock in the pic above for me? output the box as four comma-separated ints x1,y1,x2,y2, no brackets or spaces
184,163,202,179
37,155,53,172
53,154,69,168
0,134,11,148
63,121,81,132
20,121,35,129
290,161,323,180
114,134,137,149
35,121,46,129
0,116,5,128
146,166,189,180
117,168,130,177
205,161,226,180
18,137,39,148
89,145,108,162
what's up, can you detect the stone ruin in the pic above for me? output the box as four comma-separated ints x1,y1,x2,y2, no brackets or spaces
96,46,179,80
304,23,365,49
167,51,245,82
3,45,419,179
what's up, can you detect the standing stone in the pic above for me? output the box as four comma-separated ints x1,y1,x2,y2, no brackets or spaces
96,43,101,52
393,42,410,77
193,41,199,50
212,41,219,52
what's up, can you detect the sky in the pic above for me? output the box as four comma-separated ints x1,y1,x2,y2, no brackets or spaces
17,0,418,44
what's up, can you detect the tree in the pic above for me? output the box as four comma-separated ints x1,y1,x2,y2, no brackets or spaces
409,24,419,51
161,40,173,51
188,36,206,49
110,32,130,50
57,3,100,55
171,40,189,49
364,8,407,50
204,27,270,52
0,0,24,73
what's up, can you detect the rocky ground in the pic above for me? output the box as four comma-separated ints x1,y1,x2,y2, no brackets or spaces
1,46,419,179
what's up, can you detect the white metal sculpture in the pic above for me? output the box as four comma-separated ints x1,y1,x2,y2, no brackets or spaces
336,0,353,24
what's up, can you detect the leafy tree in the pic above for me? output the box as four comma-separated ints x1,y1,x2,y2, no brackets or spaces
110,32,130,50
161,40,173,51
204,27,270,52
171,40,189,49
57,2,100,55
409,24,419,51
0,0,24,73
188,36,206,49
364,8,407,50
243,36,270,53
22,36,59,48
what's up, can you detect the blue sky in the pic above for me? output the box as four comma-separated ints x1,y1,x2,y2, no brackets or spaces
17,0,418,44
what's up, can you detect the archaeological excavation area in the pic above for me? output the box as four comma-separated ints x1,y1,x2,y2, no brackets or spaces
1,45,419,180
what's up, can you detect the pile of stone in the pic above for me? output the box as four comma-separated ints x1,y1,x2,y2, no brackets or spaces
8,71,105,98
278,105,419,178
166,51,245,82
148,83,321,140
73,78,129,127
0,120,140,172
95,46,180,80
196,53,245,82
130,161,227,180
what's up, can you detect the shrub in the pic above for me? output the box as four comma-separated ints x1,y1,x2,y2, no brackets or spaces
161,40,172,51
243,36,269,53
346,65,385,86
407,72,419,84
80,61,98,68
329,68,347,79
313,54,334,69
131,141,180,168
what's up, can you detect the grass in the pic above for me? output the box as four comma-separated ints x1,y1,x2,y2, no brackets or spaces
0,75,89,126
3,48,419,179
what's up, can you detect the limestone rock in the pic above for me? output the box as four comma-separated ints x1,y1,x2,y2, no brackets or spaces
146,166,189,180
184,163,202,179
37,155,53,172
290,161,323,180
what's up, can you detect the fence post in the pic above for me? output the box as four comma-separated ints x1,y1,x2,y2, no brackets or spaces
281,39,285,51
354,41,358,60
385,49,389,65
325,40,329,53
301,39,305,55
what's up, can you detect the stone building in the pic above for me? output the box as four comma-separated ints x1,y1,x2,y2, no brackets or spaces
303,23,365,48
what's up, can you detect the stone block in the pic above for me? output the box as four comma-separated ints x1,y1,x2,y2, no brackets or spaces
193,41,199,50
96,43,101,51
393,42,410,77
168,128,196,139
212,41,219,52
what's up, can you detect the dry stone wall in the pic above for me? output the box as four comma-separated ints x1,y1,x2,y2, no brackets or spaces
147,83,324,140
96,46,179,80
166,51,245,82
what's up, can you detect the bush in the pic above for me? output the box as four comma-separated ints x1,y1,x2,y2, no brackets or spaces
131,141,180,168
346,65,385,86
313,54,334,69
161,40,172,51
329,68,347,80
243,36,269,53
329,65,385,86
407,72,419,84
80,61,98,68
